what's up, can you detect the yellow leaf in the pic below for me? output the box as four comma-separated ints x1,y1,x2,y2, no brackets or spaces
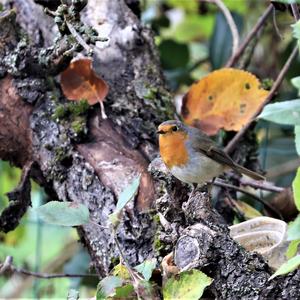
233,199,262,220
181,68,269,135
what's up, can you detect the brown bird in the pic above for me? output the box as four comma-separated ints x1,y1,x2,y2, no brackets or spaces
157,120,265,186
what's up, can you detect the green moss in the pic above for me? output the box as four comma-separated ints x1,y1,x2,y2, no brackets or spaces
71,117,85,135
51,100,89,121
111,256,120,266
152,214,160,224
52,105,66,120
152,214,164,252
54,146,68,162
260,78,274,91
154,236,163,252
68,99,89,116
144,87,158,100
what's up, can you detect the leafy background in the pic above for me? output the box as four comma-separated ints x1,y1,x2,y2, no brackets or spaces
1,0,300,298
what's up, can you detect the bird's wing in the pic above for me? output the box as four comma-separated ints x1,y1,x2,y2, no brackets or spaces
192,135,238,170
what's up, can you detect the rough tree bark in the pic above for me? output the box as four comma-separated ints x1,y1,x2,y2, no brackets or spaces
0,0,300,298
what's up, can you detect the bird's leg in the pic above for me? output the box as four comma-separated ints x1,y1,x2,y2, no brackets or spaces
207,177,216,195
188,183,198,200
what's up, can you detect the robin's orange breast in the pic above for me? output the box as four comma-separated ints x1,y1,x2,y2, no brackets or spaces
159,131,189,169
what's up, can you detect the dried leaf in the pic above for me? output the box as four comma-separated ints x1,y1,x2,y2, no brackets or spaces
182,68,269,135
233,199,262,220
268,188,297,221
61,58,109,105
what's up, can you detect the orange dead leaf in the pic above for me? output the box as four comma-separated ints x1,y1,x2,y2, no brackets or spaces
181,68,269,135
60,58,109,105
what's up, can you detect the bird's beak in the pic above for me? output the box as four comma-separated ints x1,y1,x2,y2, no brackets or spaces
156,130,165,135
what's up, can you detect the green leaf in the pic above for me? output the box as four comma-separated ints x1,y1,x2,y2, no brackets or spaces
293,168,300,211
223,0,247,14
209,12,243,69
67,289,79,300
114,284,135,298
286,240,300,259
295,127,300,156
258,100,300,125
172,15,214,42
293,20,300,42
287,214,300,241
113,263,130,280
134,258,157,281
96,276,123,300
109,175,141,227
108,211,121,227
35,201,89,226
269,255,300,280
116,175,141,211
291,76,300,96
158,40,189,70
165,0,198,12
163,269,212,300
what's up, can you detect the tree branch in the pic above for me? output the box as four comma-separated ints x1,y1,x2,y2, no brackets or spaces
226,4,273,67
213,180,283,219
0,256,98,279
238,177,284,193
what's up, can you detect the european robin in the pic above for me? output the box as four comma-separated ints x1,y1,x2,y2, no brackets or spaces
157,120,265,186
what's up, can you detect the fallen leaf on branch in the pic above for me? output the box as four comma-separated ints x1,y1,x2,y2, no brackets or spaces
232,199,262,220
60,58,109,105
181,68,269,135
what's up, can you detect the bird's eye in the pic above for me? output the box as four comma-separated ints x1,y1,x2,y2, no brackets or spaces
172,126,178,132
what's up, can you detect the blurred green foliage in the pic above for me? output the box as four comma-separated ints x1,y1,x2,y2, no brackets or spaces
0,161,94,298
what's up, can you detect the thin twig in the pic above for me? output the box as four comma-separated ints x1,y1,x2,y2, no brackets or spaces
65,21,92,53
112,228,144,300
0,256,98,279
272,7,283,40
224,191,245,220
203,0,239,55
225,44,299,154
291,3,300,21
15,268,98,279
226,4,273,67
213,180,283,219
239,177,284,193
112,230,143,281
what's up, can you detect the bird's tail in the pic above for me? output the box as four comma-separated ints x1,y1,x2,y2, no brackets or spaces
233,164,265,181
